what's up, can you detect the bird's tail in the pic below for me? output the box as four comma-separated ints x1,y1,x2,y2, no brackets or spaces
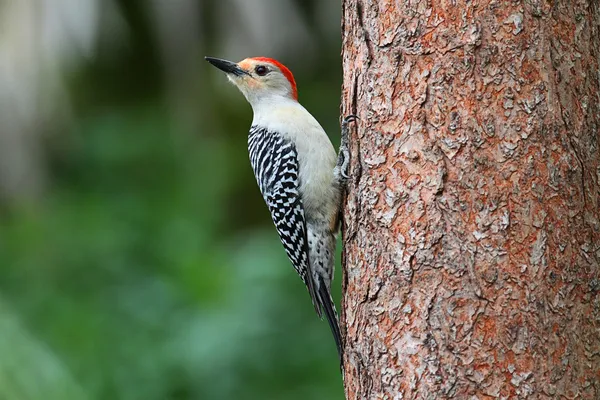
318,279,343,364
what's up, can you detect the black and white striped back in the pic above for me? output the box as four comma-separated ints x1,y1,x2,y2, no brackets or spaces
247,125,322,316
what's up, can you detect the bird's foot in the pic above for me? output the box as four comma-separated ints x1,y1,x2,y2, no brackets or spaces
335,115,358,183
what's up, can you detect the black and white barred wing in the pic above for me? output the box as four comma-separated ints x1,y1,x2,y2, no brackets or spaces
248,126,321,317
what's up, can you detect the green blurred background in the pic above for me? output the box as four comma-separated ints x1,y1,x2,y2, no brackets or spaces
0,1,344,399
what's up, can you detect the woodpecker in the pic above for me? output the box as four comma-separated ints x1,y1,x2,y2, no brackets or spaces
205,56,355,361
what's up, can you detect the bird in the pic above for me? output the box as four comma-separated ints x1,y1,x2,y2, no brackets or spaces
205,55,355,362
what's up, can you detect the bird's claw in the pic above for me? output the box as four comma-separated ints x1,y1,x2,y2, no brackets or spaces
339,150,350,180
343,115,358,124
341,115,358,146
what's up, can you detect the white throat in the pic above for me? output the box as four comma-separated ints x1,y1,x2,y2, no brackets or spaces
250,95,301,127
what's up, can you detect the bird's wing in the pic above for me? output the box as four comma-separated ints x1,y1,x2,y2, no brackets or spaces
248,126,321,317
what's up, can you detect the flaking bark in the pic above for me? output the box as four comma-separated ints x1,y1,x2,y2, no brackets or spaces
341,1,600,398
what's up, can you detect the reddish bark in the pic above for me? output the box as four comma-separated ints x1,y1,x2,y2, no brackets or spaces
341,1,600,398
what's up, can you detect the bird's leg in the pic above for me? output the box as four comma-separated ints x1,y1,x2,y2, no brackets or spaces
334,115,357,185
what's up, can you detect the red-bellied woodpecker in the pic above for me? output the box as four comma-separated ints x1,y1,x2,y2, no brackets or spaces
205,56,355,361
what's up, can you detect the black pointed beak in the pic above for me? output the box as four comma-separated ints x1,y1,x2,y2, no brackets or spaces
205,56,249,77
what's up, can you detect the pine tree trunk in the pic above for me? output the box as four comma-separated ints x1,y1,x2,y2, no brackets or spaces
340,1,600,398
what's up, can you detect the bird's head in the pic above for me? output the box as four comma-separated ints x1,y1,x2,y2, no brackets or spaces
205,56,298,106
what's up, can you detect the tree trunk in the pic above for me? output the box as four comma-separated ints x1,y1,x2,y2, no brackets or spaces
340,1,600,399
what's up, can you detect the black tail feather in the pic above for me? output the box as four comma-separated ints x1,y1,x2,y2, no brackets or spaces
318,280,343,365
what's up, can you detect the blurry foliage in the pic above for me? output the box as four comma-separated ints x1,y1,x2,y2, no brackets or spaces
0,0,345,399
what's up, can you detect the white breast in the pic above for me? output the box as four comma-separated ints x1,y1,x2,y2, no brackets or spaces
252,98,338,221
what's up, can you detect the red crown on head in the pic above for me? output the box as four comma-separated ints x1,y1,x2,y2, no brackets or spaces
250,57,298,100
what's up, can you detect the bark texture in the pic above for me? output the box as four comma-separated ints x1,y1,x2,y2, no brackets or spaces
341,1,600,398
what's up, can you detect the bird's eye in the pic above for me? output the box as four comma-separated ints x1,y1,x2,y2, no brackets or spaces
255,65,268,76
